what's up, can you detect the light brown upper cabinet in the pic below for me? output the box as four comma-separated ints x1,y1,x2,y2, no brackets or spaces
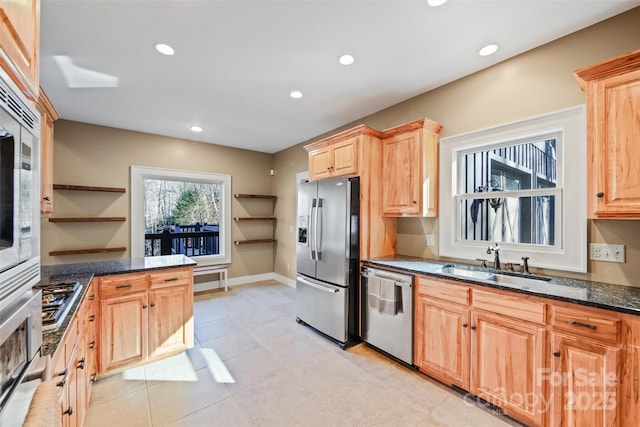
304,125,397,259
575,49,640,219
306,134,359,181
381,118,442,217
0,0,40,99
36,88,59,216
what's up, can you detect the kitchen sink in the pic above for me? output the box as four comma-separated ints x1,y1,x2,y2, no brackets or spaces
439,266,497,281
438,264,552,290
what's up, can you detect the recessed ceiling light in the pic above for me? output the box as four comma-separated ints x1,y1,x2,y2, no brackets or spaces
338,54,355,65
189,125,203,132
290,91,303,99
478,44,498,57
155,43,175,56
427,0,448,6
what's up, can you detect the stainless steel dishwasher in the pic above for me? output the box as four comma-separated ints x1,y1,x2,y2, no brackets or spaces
360,266,413,365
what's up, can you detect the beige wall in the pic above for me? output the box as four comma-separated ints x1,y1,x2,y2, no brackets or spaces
272,7,640,287
42,120,276,280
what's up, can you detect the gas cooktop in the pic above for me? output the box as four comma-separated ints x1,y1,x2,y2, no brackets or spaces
33,282,83,330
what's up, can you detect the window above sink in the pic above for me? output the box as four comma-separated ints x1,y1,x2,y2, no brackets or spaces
439,106,587,273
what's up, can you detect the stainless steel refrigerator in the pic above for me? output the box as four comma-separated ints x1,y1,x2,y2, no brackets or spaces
295,176,359,348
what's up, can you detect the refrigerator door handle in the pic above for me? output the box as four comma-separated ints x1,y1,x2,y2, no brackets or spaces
297,276,339,293
315,198,323,260
309,199,316,260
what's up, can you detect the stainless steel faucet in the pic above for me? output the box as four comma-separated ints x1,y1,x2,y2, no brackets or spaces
486,242,501,270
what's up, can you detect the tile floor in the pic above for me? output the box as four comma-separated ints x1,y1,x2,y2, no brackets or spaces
84,280,522,427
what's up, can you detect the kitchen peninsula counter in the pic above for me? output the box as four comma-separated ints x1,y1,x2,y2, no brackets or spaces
364,255,640,316
39,255,196,357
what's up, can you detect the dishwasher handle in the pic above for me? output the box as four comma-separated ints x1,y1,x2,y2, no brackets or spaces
361,268,413,287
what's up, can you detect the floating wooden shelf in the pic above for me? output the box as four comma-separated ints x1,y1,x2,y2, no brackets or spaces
53,184,126,193
49,247,127,256
234,217,276,221
234,194,277,200
49,217,126,222
234,239,276,245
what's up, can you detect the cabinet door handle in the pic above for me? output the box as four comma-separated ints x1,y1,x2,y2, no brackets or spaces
89,341,96,350
116,284,132,289
462,323,468,328
143,305,148,309
568,319,597,330
164,277,179,282
552,351,561,357
596,192,604,198
63,406,74,416
88,294,95,301
470,325,477,331
150,303,156,308
55,369,68,387
91,373,97,382
89,315,96,322
77,358,85,370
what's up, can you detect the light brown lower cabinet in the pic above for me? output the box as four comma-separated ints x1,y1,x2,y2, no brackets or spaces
52,281,97,427
414,274,636,427
97,267,194,374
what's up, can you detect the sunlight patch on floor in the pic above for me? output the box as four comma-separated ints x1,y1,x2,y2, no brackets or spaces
122,352,198,382
201,347,236,383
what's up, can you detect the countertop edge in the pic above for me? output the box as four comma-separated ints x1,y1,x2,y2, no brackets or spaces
363,257,640,316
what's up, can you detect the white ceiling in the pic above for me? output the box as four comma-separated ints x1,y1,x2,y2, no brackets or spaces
39,0,638,154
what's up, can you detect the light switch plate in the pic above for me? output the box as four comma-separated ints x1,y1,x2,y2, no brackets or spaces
589,243,625,263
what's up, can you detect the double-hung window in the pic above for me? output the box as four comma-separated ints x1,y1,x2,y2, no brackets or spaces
439,106,587,272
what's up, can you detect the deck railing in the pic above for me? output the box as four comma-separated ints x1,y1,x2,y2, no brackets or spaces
145,224,219,256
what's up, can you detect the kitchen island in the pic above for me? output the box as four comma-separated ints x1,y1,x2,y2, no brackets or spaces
37,254,196,427
39,254,197,357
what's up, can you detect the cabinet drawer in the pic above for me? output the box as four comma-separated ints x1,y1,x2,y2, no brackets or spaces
99,273,149,297
150,268,192,289
551,305,620,344
472,289,547,325
417,276,470,306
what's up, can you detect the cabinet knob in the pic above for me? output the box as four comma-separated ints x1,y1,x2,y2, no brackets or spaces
552,350,561,357
413,200,417,204
43,196,51,201
462,322,468,328
150,303,156,308
596,192,604,198
470,325,476,331
143,305,148,309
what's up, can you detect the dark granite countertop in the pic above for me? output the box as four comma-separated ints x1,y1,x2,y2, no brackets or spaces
39,255,196,358
364,256,640,316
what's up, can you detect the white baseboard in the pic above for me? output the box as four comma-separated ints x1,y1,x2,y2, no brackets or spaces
194,272,296,292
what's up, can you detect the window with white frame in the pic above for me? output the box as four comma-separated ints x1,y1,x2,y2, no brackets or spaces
439,106,587,272
130,166,231,265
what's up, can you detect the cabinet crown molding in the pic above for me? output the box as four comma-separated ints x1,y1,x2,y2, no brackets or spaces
574,48,640,90
304,124,382,151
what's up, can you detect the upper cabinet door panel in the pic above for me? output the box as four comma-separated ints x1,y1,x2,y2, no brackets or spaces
575,49,640,219
0,0,40,98
331,136,358,176
597,71,640,215
382,131,420,215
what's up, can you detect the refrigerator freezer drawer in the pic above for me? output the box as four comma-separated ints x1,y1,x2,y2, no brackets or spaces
296,275,348,344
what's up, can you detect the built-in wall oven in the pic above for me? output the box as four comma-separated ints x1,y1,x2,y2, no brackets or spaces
0,65,43,421
0,66,41,311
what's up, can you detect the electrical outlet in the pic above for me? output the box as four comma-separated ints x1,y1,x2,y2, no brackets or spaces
589,243,625,263
426,234,435,247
